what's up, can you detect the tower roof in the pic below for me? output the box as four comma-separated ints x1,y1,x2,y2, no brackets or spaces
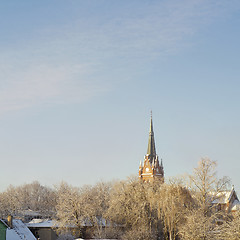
140,113,164,183
147,114,156,164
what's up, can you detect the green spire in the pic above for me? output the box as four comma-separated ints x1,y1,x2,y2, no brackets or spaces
147,113,156,163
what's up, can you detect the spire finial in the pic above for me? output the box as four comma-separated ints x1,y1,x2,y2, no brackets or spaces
147,112,156,164
149,111,153,133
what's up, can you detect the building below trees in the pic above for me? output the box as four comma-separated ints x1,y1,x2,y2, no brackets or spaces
0,216,36,240
212,186,240,213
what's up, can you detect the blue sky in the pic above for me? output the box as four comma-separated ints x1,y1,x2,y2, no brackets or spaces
0,0,240,191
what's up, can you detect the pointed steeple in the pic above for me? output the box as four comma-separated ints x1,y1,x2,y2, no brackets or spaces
147,112,156,164
139,113,164,183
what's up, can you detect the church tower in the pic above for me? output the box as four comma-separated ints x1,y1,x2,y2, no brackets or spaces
139,114,164,182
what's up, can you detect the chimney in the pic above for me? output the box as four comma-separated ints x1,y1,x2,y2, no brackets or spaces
7,215,13,229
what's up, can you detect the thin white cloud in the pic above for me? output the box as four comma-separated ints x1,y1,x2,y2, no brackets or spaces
0,0,238,115
0,62,107,115
33,0,239,64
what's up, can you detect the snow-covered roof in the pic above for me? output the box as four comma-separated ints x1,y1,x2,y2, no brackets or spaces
211,187,240,212
231,199,240,211
212,191,232,204
212,187,238,204
6,219,36,240
27,219,57,228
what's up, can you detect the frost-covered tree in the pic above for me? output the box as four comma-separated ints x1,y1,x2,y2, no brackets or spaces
55,182,83,238
55,181,112,239
155,183,193,240
81,181,112,239
0,181,56,218
105,176,194,240
18,181,57,214
179,158,231,240
179,208,219,240
106,177,163,240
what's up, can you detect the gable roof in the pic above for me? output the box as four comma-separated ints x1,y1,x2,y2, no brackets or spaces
231,199,240,211
211,186,240,212
6,219,36,240
212,186,238,204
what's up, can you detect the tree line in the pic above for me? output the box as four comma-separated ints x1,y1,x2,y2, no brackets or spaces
0,158,239,240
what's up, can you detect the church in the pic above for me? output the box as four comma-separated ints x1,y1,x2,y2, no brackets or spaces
139,114,164,182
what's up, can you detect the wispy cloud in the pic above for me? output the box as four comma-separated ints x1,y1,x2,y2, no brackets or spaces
0,0,238,115
57,0,239,58
0,61,107,115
